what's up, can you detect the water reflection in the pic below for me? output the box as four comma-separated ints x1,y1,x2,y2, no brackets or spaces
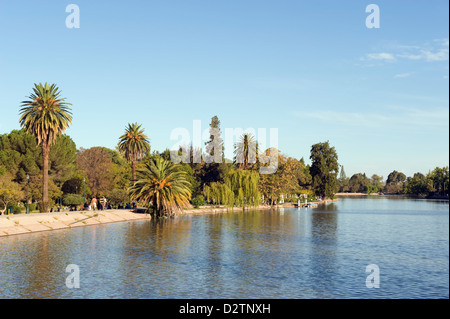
309,208,338,297
0,198,448,299
203,214,224,297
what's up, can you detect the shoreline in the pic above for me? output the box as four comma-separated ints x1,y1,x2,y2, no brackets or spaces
335,192,381,196
0,209,151,237
335,192,449,200
181,198,339,216
0,199,338,238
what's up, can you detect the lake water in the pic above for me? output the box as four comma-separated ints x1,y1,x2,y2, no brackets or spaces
0,197,448,299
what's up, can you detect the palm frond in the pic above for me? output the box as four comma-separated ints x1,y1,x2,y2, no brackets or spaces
118,122,151,161
128,157,191,217
19,82,72,146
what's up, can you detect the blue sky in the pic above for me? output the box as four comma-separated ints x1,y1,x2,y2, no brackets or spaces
0,0,448,179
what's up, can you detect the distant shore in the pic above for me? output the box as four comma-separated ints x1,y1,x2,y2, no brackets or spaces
335,192,449,200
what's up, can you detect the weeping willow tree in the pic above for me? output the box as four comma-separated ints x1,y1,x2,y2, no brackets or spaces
203,169,260,209
227,169,261,208
203,182,234,207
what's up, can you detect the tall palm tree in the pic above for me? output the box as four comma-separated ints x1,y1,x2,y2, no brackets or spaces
118,123,150,183
128,157,191,218
19,83,72,212
234,133,258,170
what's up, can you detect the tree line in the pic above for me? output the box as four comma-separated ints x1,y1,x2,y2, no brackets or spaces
0,83,448,216
0,119,339,215
337,166,449,198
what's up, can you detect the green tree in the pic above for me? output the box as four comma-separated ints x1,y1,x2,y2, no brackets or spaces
259,150,311,205
191,195,205,208
338,165,350,192
386,170,406,185
404,173,433,196
370,174,384,191
203,182,235,207
63,193,84,209
128,157,192,218
363,174,384,194
76,147,116,197
429,166,449,196
349,173,369,193
283,156,311,193
178,163,201,197
226,169,261,208
0,173,24,215
0,130,77,197
259,169,282,205
203,169,260,208
364,183,378,194
108,188,129,206
118,123,151,183
49,134,77,185
28,174,62,209
19,83,72,212
108,147,132,191
0,129,41,184
203,182,226,206
309,141,339,199
61,173,92,199
385,170,406,194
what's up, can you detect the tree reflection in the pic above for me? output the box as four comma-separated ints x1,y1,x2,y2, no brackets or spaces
309,209,338,294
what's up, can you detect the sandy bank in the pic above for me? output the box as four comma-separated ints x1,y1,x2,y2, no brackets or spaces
0,209,151,237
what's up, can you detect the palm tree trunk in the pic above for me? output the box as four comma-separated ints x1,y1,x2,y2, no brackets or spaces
244,142,249,169
42,142,50,212
132,157,137,184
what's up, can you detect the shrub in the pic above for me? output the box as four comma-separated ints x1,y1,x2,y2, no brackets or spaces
63,194,84,208
29,203,37,212
191,195,205,208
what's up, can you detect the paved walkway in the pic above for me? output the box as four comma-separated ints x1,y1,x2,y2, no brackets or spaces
0,209,151,237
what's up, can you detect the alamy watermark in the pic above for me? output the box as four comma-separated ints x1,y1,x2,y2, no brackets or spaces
65,264,80,289
65,4,80,29
64,262,380,291
366,264,380,288
65,4,379,30
366,4,380,29
169,120,279,174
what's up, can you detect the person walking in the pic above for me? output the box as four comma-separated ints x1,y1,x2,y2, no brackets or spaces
91,196,98,210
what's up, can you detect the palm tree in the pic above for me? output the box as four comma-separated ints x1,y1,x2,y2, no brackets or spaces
118,123,150,183
19,83,72,212
128,157,191,218
234,133,258,170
